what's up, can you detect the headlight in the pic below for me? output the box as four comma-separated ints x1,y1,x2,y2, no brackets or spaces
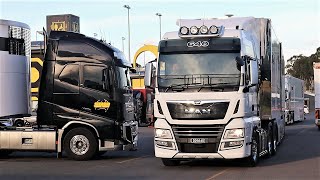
155,128,172,139
224,128,244,139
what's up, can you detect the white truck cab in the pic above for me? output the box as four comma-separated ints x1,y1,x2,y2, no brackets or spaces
145,17,285,166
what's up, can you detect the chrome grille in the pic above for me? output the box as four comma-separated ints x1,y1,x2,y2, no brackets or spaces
167,101,229,120
172,124,225,153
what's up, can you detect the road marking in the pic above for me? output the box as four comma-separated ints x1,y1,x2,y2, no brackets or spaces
116,155,150,164
296,128,307,135
205,168,229,180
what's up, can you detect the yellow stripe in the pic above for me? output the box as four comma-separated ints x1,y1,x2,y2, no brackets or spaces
32,97,38,101
31,88,39,93
31,57,43,66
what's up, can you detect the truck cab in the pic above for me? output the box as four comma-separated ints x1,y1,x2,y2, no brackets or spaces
146,17,285,166
0,30,138,160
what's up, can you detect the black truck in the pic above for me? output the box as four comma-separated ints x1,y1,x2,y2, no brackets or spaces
0,31,138,160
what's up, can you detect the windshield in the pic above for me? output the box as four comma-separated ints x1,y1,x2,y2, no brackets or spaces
157,52,241,92
116,66,131,89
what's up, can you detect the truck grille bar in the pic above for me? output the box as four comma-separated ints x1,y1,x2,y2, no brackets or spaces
172,124,225,153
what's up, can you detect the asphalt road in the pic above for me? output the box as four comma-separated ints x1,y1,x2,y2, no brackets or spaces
0,113,319,180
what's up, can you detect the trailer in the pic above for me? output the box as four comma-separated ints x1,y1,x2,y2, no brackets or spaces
314,62,320,130
0,20,138,160
284,75,304,124
145,16,285,166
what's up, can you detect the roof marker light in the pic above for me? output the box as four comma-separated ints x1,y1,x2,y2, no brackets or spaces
190,26,199,35
199,25,209,34
209,25,219,34
179,26,189,35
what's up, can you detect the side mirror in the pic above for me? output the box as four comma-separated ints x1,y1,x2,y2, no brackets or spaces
249,60,258,85
144,63,153,87
235,56,244,66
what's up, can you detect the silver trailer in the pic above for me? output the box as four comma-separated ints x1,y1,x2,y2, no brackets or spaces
284,75,304,124
314,63,320,130
0,19,31,120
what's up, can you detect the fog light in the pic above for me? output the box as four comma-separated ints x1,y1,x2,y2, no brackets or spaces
155,140,173,148
223,140,244,148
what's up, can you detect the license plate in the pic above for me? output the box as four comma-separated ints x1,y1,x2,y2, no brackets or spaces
189,138,207,144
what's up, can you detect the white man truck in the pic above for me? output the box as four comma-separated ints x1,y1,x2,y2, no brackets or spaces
314,62,320,130
145,17,285,166
284,75,304,125
0,20,138,160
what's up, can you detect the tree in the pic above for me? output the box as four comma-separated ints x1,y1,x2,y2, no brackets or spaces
285,47,320,91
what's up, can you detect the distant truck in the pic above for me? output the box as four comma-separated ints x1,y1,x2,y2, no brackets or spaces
284,75,304,125
314,63,320,130
0,20,138,160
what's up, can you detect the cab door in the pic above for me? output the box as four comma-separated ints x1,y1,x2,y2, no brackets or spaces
79,63,117,139
53,63,80,126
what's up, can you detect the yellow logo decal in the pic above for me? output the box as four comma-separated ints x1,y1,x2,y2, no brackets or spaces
50,21,66,31
94,100,111,111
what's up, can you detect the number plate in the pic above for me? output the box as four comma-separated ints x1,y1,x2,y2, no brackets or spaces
189,138,208,144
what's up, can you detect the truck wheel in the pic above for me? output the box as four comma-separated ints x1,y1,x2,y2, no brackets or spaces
14,119,24,127
0,150,12,158
161,158,180,166
63,127,98,161
246,133,259,167
266,124,273,158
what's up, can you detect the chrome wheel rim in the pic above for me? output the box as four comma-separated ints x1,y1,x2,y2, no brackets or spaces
273,139,277,152
70,135,90,156
252,139,258,161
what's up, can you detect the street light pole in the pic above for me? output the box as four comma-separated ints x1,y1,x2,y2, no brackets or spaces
121,37,125,53
123,5,131,62
155,13,162,40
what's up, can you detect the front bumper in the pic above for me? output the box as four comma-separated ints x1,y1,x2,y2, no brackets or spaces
154,118,252,159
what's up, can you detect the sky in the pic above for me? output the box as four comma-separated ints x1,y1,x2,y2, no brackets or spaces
0,0,319,65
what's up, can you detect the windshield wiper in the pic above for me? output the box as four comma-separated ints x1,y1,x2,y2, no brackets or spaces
164,83,201,92
197,82,238,92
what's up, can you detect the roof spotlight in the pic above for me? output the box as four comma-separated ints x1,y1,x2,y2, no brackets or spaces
209,25,219,34
179,26,189,35
199,25,209,34
190,26,199,35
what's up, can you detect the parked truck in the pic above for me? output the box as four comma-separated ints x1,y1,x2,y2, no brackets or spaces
0,20,138,160
314,62,320,130
284,75,304,124
145,17,285,166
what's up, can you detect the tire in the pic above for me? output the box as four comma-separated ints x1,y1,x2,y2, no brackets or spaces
0,150,12,158
246,133,259,167
14,119,24,127
161,158,180,166
63,127,98,161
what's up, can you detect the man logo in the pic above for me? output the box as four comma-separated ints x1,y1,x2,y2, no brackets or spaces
187,41,209,48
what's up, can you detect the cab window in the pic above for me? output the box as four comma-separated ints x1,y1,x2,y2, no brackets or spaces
59,64,79,86
83,65,105,92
